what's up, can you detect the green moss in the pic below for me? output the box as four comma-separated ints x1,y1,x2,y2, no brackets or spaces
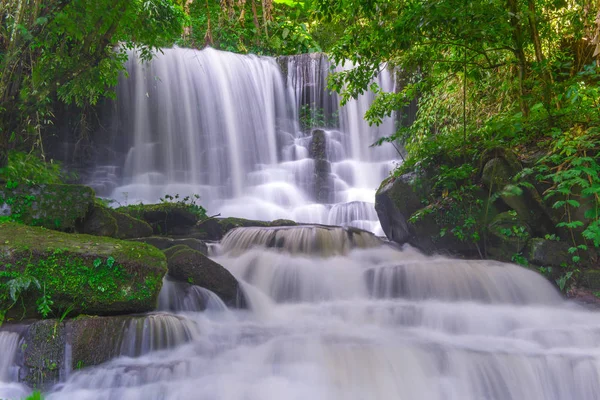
163,244,192,260
0,222,166,319
0,184,94,231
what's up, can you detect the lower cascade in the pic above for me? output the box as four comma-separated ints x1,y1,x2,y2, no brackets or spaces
2,226,600,400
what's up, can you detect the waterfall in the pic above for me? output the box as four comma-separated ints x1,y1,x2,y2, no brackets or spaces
89,47,400,234
2,226,600,399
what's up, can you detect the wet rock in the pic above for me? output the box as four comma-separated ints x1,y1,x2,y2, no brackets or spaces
195,217,283,241
0,222,167,320
310,129,327,160
374,173,421,245
167,248,245,307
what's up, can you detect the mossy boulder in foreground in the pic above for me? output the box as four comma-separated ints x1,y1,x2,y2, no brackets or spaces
0,222,167,320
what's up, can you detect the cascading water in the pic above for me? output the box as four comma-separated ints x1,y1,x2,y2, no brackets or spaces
0,332,27,399
2,226,599,399
89,47,398,234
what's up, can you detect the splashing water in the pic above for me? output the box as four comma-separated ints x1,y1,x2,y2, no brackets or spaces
0,227,596,400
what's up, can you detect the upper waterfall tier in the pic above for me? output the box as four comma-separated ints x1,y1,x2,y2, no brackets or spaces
89,48,402,234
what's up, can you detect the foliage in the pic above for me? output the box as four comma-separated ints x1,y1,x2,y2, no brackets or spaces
316,0,600,269
0,0,187,160
299,103,338,130
160,193,208,220
179,0,320,55
0,151,66,187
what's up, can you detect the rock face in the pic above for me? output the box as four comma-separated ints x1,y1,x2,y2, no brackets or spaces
167,248,245,307
0,184,94,231
0,222,167,320
2,314,196,389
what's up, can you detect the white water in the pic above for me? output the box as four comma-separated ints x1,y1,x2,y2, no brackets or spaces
89,48,398,234
2,229,600,400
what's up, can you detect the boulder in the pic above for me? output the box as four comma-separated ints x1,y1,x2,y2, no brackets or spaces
314,159,333,203
79,204,118,237
2,313,195,389
579,270,600,291
133,236,208,255
310,129,327,160
117,203,201,235
481,157,555,236
163,244,192,260
525,238,572,268
374,173,422,245
0,222,167,320
0,184,94,231
110,209,153,239
167,248,245,307
375,174,497,257
486,212,531,262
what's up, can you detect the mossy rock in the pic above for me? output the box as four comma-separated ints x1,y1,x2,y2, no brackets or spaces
481,157,555,237
134,236,208,255
270,219,297,227
0,184,94,231
525,237,572,268
580,270,600,291
6,313,194,390
163,244,192,260
486,212,531,262
110,209,153,239
79,204,118,237
0,222,167,320
117,203,201,235
168,248,245,307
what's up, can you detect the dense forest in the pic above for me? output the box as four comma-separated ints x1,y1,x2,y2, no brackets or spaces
1,1,600,399
2,0,599,263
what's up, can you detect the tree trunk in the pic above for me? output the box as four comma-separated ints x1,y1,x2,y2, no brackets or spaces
527,0,557,111
507,0,528,115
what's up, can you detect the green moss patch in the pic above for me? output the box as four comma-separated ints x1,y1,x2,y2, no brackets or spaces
0,222,167,320
0,184,94,230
